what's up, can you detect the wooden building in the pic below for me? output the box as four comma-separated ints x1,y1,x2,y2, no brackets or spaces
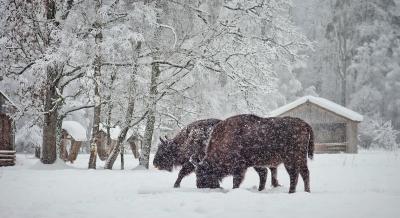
97,124,120,161
59,121,140,162
0,91,17,166
269,96,363,154
98,124,140,160
61,121,88,163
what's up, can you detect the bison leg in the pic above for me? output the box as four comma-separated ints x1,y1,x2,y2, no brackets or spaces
284,164,299,194
299,165,310,192
253,167,267,191
174,162,195,188
232,168,247,189
269,167,281,187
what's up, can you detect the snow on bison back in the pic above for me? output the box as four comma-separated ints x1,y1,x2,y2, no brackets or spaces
192,114,314,193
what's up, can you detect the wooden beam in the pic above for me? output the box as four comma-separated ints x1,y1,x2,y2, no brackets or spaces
0,159,15,162
0,150,16,154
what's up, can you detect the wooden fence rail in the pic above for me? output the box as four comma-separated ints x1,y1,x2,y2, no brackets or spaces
315,142,348,154
0,150,16,167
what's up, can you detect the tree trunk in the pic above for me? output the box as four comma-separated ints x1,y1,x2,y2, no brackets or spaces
128,136,140,159
106,122,112,158
139,62,160,169
104,87,137,170
120,144,124,170
139,110,156,169
88,0,103,169
98,94,113,161
104,42,141,169
88,78,101,169
68,140,81,163
341,73,347,106
55,117,64,161
45,0,56,20
41,71,58,164
139,0,162,169
41,1,58,164
340,34,348,107
106,71,117,157
41,110,57,164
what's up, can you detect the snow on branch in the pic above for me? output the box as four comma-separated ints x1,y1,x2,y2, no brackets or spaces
156,23,177,49
224,0,266,16
60,104,95,118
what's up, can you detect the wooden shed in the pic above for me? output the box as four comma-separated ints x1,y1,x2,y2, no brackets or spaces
269,96,363,154
97,124,119,160
98,124,140,160
0,91,17,166
61,121,88,163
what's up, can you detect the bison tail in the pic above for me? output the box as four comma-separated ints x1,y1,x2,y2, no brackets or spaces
307,124,314,160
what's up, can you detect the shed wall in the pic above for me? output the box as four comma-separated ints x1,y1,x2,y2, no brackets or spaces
347,122,358,153
275,102,358,153
278,103,348,124
0,113,13,151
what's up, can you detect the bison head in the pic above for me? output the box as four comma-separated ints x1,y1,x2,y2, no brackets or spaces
153,136,176,172
191,157,220,189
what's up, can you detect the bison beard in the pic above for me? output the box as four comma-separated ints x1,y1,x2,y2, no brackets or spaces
193,114,314,193
153,118,280,190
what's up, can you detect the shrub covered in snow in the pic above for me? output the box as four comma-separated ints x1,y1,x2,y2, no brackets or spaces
359,116,399,150
15,124,42,153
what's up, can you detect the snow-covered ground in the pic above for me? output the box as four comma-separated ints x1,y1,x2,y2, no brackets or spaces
1,151,399,218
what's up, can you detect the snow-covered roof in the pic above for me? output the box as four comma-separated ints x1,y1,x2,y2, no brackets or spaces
0,90,16,106
62,121,88,141
99,123,134,140
0,90,19,112
268,95,364,122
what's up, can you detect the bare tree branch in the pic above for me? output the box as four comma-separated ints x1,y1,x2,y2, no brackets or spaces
60,71,86,89
60,104,95,118
6,62,34,76
152,60,193,69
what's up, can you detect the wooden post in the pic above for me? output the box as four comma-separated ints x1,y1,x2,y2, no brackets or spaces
346,122,358,153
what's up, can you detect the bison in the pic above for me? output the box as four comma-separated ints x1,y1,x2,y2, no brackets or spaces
191,114,314,193
153,118,280,190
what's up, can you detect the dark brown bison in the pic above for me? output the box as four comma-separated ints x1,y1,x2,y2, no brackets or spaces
153,118,280,190
192,114,314,193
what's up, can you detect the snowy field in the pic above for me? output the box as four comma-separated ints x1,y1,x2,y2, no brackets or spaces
1,151,400,218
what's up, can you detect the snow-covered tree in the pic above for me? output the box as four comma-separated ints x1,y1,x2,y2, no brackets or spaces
359,116,399,150
292,0,400,148
0,0,95,164
1,0,310,167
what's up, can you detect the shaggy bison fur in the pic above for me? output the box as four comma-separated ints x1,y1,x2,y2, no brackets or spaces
153,118,280,190
192,114,314,193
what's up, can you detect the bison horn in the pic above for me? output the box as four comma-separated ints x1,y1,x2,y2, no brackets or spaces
164,135,169,140
189,155,199,168
159,137,165,144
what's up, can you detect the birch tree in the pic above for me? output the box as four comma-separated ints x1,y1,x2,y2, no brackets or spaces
104,41,144,169
88,0,104,169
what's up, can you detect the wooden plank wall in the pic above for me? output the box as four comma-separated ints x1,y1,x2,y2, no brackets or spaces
278,103,358,153
0,150,16,166
0,113,13,151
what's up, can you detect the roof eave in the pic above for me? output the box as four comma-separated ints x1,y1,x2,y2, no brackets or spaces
269,99,363,122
